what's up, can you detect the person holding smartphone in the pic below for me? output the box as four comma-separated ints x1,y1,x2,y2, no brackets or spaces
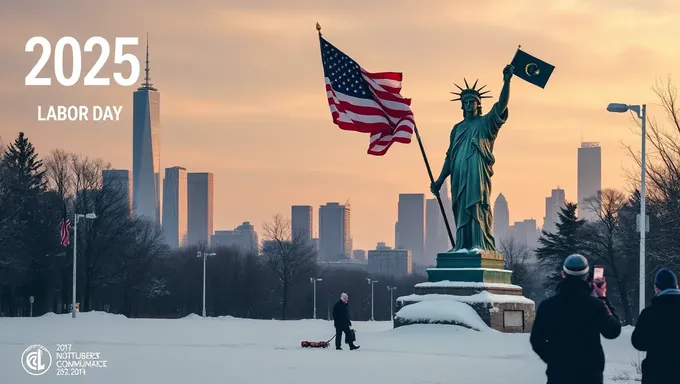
530,254,621,384
631,268,680,384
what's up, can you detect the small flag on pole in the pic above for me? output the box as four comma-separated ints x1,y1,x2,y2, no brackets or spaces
60,217,71,247
510,47,555,89
318,28,415,156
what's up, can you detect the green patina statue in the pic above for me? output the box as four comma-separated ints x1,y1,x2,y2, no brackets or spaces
431,64,514,253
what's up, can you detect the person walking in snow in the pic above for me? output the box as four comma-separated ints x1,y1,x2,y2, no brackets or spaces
530,254,621,384
631,268,680,384
333,293,359,350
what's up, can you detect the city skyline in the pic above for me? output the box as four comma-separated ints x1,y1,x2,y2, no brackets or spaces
2,0,675,250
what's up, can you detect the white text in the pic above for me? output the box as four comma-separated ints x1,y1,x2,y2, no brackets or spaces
25,36,140,86
37,105,123,121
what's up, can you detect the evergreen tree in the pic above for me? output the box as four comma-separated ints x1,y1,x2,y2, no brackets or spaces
1,132,46,197
0,132,48,304
535,202,588,289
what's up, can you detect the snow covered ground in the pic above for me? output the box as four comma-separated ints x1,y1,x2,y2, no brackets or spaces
0,312,642,383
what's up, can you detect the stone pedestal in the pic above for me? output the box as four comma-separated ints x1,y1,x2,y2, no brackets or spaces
394,249,535,333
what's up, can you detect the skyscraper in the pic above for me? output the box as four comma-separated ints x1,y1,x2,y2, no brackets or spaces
509,219,540,250
367,245,412,277
318,202,350,261
291,205,313,242
492,193,510,244
211,222,259,254
577,142,602,221
102,169,132,215
187,173,214,247
162,167,188,248
543,187,566,234
395,194,425,266
132,38,161,224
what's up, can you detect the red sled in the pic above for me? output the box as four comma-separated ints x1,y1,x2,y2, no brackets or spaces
301,340,329,348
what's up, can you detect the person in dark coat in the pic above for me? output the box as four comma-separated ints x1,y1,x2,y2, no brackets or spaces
530,254,622,384
332,293,359,350
631,268,680,384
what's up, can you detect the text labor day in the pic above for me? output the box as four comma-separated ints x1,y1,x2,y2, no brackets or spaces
38,105,123,121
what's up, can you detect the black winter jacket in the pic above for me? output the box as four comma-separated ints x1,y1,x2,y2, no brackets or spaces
332,300,351,328
530,278,622,384
631,289,680,384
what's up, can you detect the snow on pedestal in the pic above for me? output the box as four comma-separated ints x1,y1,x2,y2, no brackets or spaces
415,281,522,290
399,247,536,332
398,291,534,306
394,300,492,331
397,280,535,333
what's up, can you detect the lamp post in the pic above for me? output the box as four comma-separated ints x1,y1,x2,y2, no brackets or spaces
367,278,378,321
310,277,322,319
607,102,647,314
72,212,97,319
387,286,397,323
197,251,216,318
29,296,34,317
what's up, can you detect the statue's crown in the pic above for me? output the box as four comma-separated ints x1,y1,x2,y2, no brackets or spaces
450,78,491,102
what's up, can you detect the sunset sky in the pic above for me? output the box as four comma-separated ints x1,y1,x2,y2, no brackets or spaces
1,0,678,250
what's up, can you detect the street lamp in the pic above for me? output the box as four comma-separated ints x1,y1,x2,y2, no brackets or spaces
197,251,216,318
387,286,397,323
72,212,97,319
607,102,647,314
310,277,322,319
367,278,378,321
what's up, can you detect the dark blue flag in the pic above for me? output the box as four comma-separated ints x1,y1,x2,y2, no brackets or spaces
510,48,554,89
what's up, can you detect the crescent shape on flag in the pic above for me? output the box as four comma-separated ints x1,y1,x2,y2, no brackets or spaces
525,63,540,76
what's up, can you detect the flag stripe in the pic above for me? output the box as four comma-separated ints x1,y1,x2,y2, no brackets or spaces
325,81,411,129
320,36,416,156
60,218,71,247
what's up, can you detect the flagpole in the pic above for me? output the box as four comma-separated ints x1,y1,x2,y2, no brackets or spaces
512,44,521,61
413,125,455,248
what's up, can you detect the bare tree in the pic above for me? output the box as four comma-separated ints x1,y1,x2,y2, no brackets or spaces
499,237,534,287
43,149,74,215
624,76,680,272
44,152,146,311
261,214,317,319
583,188,637,324
115,218,167,316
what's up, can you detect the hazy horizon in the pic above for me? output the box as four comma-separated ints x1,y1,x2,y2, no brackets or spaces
1,0,678,250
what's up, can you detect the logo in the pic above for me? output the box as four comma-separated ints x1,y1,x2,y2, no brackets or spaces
21,344,52,375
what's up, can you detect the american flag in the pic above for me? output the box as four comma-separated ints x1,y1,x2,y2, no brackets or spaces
60,218,71,247
319,36,415,156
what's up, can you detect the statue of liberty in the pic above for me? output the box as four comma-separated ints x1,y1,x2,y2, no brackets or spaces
430,64,514,253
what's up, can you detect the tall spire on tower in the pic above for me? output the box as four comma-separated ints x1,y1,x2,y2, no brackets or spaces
138,33,157,91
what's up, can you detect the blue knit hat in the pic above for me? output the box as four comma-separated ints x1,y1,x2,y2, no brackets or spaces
563,254,589,276
655,268,678,290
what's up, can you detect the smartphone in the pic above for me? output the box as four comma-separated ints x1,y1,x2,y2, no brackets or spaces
593,265,604,287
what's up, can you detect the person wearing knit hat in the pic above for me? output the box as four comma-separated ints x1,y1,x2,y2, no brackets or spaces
632,268,680,384
332,292,359,350
653,268,678,292
530,254,621,384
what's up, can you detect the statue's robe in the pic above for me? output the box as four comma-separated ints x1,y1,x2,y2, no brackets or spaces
446,102,508,252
